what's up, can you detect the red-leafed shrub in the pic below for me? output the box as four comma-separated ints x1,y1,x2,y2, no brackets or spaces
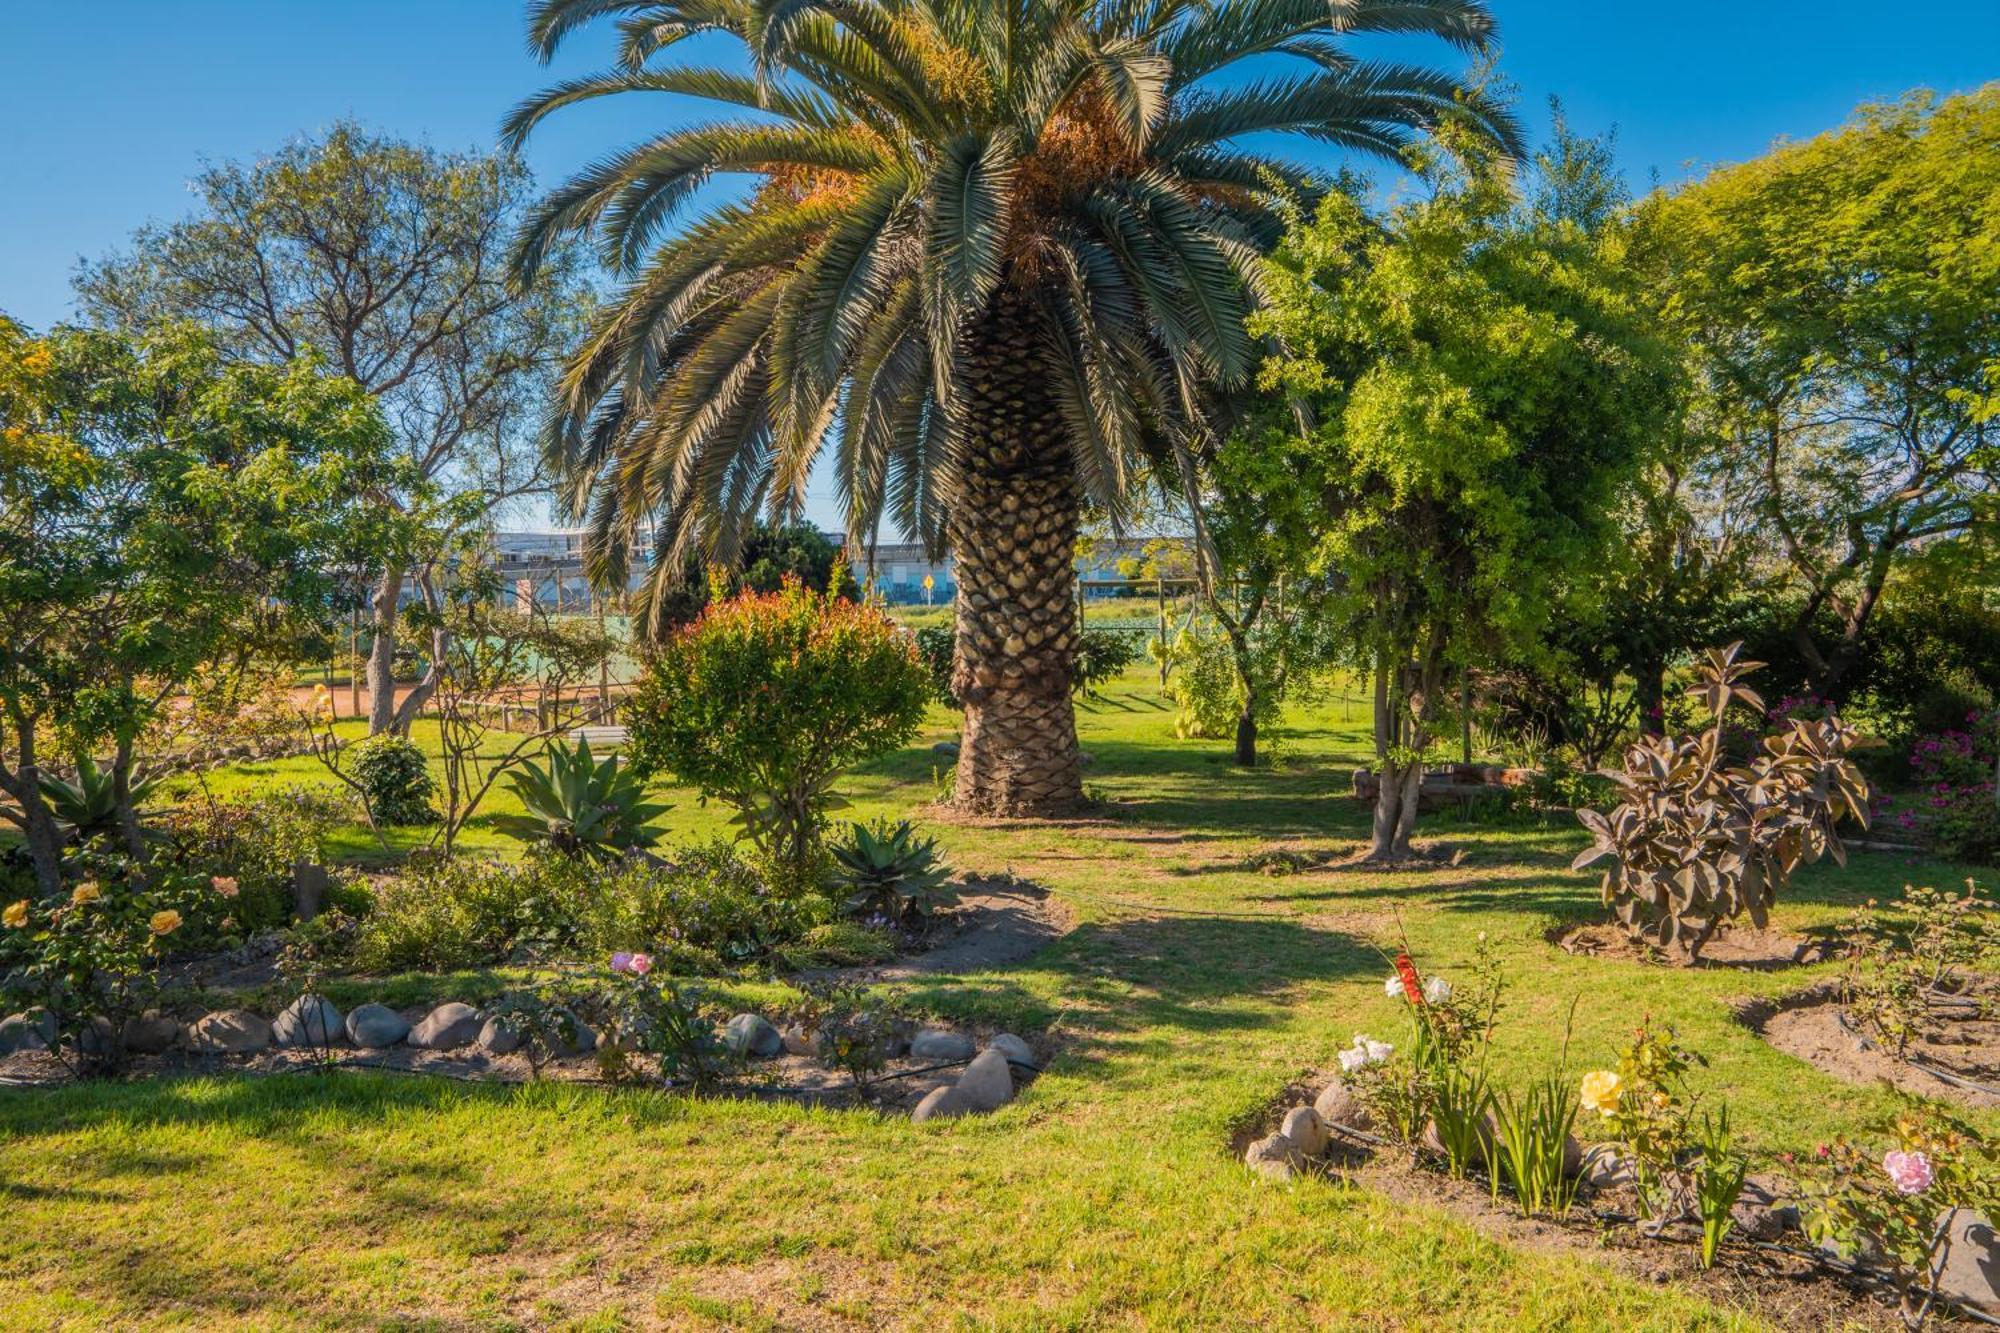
627,576,931,886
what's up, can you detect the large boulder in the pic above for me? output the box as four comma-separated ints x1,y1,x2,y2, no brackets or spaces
189,1009,273,1055
477,1016,525,1055
780,1024,823,1058
346,1003,410,1049
1730,1175,1799,1241
0,1009,56,1055
910,1028,975,1062
121,1012,183,1055
273,995,345,1049
984,1033,1037,1069
1312,1078,1375,1134
1581,1144,1635,1190
408,1002,482,1050
1280,1105,1329,1158
722,1013,782,1059
1244,1131,1306,1182
912,1084,973,1123
953,1049,1014,1112
1939,1209,2000,1316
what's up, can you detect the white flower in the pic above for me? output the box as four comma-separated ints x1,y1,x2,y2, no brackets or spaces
1384,974,1406,999
1423,976,1452,1005
1363,1038,1394,1064
1342,1033,1393,1072
1337,1046,1368,1073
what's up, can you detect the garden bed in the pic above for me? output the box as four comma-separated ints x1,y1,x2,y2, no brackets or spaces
1231,1072,1970,1332
1734,981,2000,1111
1551,921,1836,971
832,876,1072,979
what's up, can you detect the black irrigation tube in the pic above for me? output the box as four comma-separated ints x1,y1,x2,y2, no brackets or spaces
1833,1009,2000,1101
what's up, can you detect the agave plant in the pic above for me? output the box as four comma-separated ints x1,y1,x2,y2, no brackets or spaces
507,0,1520,818
831,819,957,923
496,738,672,862
1573,645,1872,961
40,756,160,843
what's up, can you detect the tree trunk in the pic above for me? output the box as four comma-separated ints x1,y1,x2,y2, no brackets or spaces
1234,703,1258,768
1634,654,1666,737
1367,654,1415,860
2,714,65,897
110,732,146,862
366,563,404,735
949,292,1083,817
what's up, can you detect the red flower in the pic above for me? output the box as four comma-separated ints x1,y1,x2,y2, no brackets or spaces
1393,953,1424,1005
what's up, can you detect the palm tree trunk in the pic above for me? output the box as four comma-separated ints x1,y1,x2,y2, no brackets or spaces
949,296,1083,817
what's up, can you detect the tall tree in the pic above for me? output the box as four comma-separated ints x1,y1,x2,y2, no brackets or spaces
0,315,389,895
75,124,590,734
1254,126,1676,859
1655,88,2000,700
506,0,1519,816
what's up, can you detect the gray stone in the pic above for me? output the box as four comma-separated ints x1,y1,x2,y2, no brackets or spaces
292,859,329,922
780,1024,823,1058
1561,1134,1585,1178
1312,1078,1375,1133
912,1084,973,1122
0,1009,55,1055
1280,1105,1329,1158
954,1048,1014,1112
77,1016,118,1055
910,1027,976,1062
723,1013,782,1059
984,1032,1037,1069
931,741,961,759
553,1011,597,1056
478,1016,525,1055
1244,1131,1305,1181
408,1002,482,1050
345,1003,410,1049
1939,1208,2000,1315
121,1012,182,1055
1077,750,1096,768
1581,1143,1635,1190
1420,1113,1497,1167
273,995,345,1048
189,1009,273,1055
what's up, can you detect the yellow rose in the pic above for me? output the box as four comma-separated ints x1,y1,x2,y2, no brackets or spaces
71,881,102,906
1579,1069,1623,1117
148,910,182,936
2,900,27,929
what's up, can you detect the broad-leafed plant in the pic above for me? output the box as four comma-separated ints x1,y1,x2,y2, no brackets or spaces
497,736,671,863
1573,644,1871,960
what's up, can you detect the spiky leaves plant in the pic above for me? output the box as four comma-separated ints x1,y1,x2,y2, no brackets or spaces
496,737,672,862
40,756,160,844
509,0,1519,815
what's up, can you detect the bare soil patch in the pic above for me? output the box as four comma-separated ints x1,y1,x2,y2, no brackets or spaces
1552,921,1835,971
1734,982,2000,1111
827,877,1073,980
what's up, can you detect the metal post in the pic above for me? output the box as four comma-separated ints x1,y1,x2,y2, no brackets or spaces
347,603,362,720
1156,576,1168,688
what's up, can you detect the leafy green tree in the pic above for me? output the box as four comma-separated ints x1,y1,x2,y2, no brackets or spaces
76,124,591,734
0,316,390,893
1254,127,1676,859
1654,88,2000,700
507,0,1520,816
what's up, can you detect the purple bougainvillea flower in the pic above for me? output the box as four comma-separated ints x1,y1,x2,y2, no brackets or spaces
610,951,635,974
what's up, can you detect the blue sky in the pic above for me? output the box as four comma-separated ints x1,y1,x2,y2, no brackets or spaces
3,1,1996,527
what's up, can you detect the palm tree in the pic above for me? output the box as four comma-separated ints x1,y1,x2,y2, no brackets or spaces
509,0,1519,816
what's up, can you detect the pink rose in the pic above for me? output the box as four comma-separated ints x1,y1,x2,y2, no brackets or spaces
628,953,653,976
1883,1150,1934,1195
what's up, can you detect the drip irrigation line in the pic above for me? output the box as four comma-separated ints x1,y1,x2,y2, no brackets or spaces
1834,1010,2000,1101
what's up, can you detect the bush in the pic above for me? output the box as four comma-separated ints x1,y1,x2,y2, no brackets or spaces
346,734,437,826
914,625,957,707
568,839,824,971
1574,645,1871,960
1072,626,1141,697
351,853,556,972
627,576,931,885
351,841,821,975
154,787,349,938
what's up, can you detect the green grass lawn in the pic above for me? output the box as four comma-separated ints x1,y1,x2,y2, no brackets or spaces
3,666,1989,1329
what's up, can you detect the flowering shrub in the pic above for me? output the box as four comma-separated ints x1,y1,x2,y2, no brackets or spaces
791,976,910,1093
0,869,211,1075
152,787,355,939
1796,1099,2000,1328
345,734,439,826
1574,644,1871,960
1344,942,1500,1168
593,957,735,1091
627,575,931,887
1840,882,1996,1056
1891,712,1999,864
